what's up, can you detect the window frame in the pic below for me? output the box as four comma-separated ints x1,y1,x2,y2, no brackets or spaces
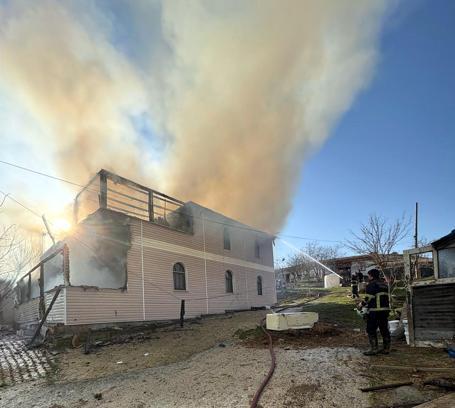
257,275,263,296
225,270,234,293
173,262,187,291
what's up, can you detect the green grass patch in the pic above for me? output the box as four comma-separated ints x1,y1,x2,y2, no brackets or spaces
300,287,363,329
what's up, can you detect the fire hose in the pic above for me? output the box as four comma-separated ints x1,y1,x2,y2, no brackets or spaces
249,297,319,408
249,317,276,408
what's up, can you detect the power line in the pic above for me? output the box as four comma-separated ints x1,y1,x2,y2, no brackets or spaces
0,159,84,188
277,234,342,243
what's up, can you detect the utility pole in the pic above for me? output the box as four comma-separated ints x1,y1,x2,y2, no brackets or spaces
414,202,419,280
414,202,419,248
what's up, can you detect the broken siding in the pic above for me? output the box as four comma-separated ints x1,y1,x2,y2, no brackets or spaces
65,240,143,325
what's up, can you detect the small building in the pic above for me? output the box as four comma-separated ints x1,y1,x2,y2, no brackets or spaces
13,170,276,329
276,254,391,288
403,229,455,347
323,273,341,289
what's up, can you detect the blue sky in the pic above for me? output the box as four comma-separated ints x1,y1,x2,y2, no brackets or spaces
0,0,453,262
277,0,455,258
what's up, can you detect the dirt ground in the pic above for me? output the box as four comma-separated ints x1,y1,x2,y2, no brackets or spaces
2,293,454,408
1,345,369,408
57,311,270,382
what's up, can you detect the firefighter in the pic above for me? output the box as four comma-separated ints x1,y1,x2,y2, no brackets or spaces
360,268,391,356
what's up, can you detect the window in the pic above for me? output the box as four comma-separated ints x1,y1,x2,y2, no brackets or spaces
438,248,455,278
173,262,186,290
254,240,260,258
257,276,263,295
223,227,231,250
225,270,233,293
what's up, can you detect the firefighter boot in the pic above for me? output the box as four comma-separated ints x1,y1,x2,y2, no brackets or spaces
379,336,391,355
363,334,378,356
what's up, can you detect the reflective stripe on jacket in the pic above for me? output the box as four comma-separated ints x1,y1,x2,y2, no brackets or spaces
364,280,390,311
364,292,389,311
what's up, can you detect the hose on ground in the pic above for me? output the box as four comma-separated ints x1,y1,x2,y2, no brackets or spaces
249,297,319,408
250,317,276,408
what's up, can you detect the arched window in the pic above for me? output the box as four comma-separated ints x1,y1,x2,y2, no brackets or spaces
257,276,263,296
223,227,231,250
173,262,186,290
225,270,233,293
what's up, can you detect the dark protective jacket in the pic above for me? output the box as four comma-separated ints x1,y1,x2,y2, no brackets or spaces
364,280,390,311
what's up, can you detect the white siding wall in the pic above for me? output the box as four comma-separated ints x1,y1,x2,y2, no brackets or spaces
65,212,276,325
15,288,66,326
45,288,66,323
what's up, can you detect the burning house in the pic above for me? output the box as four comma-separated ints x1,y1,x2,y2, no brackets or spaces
14,170,276,329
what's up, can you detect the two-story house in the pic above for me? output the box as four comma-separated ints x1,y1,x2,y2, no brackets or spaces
14,170,276,328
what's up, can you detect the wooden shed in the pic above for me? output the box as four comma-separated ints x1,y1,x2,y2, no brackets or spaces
403,230,455,347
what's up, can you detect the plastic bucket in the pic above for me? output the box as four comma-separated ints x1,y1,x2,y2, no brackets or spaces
403,319,409,345
388,320,399,333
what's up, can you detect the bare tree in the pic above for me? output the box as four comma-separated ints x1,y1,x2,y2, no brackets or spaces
285,241,343,283
346,214,410,273
345,213,411,308
0,194,42,315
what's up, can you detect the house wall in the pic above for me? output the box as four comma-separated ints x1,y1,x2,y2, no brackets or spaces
45,288,66,324
15,288,66,327
15,298,40,326
65,210,275,325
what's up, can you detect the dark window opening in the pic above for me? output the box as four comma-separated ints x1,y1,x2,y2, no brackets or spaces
255,240,260,258
225,270,233,293
257,276,263,295
223,227,231,250
173,262,186,290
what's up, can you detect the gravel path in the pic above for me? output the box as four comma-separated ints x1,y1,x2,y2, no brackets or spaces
0,344,369,408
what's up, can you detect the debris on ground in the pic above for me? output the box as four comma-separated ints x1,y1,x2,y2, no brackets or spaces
360,381,413,392
0,332,55,386
423,378,455,391
0,345,369,408
2,290,453,408
236,322,364,349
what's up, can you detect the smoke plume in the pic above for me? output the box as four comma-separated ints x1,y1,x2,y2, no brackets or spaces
0,0,391,232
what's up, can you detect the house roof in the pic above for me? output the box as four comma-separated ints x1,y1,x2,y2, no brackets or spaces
432,229,455,249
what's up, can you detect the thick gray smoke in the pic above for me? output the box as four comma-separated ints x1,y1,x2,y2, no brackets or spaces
0,0,391,232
